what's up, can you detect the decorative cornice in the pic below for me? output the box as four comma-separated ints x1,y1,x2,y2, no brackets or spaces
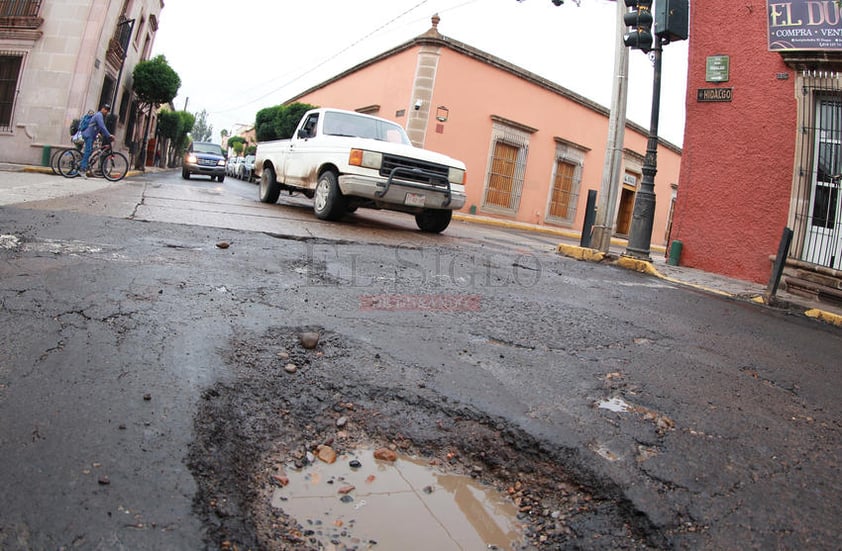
0,28,41,40
491,115,538,134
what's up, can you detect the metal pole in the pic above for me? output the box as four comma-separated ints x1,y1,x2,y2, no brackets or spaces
624,37,663,261
593,0,630,253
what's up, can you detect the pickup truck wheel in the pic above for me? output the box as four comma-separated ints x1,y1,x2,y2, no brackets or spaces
259,166,281,204
313,171,346,221
182,168,190,180
415,209,452,233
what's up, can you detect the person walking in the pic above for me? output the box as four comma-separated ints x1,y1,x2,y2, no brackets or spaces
80,103,114,178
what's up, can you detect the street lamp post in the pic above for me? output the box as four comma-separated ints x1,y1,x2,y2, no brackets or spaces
623,36,663,261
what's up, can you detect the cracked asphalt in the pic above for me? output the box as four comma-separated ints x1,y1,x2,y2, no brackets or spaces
0,171,840,549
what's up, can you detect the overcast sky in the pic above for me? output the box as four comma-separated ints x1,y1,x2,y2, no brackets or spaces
150,0,688,145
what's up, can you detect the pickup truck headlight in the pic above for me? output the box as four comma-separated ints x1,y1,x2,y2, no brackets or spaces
349,149,382,170
217,159,225,167
449,167,466,185
186,154,197,164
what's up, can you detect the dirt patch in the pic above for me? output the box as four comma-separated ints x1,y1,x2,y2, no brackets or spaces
188,326,662,550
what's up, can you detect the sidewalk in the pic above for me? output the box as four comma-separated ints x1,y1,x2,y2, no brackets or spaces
453,212,842,327
2,162,840,327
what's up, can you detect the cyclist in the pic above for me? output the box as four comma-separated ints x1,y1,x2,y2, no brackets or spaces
80,103,114,179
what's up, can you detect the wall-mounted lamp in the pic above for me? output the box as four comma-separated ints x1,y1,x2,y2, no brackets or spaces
436,105,449,122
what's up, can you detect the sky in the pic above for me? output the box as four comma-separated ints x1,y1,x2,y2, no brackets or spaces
150,0,688,146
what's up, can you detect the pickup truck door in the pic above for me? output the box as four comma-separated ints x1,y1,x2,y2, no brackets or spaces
283,113,322,189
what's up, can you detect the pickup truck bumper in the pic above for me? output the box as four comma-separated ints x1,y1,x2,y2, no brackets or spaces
339,174,466,211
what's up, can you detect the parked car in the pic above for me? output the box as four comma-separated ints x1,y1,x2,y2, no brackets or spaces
183,142,226,182
238,155,255,182
226,156,242,177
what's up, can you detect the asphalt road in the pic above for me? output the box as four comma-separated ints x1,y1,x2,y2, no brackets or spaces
0,169,840,549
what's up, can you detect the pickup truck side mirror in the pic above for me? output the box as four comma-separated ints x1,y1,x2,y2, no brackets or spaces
297,128,309,139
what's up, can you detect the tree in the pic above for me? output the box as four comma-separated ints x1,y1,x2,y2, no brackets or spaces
192,109,213,142
157,109,182,167
255,102,317,141
227,136,246,155
132,55,181,169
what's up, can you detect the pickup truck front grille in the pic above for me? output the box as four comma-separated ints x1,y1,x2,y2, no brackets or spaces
380,155,450,186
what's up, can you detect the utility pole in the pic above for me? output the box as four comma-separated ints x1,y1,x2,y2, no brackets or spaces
592,0,629,253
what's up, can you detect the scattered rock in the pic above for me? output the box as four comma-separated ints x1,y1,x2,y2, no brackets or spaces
339,495,354,503
298,331,320,349
216,241,230,249
349,459,362,469
317,445,337,464
98,475,110,485
143,393,151,401
373,447,397,462
277,351,290,360
336,416,348,428
284,363,297,374
337,485,355,495
270,473,289,487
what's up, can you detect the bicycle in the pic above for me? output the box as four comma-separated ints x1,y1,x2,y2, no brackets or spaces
58,140,129,182
50,144,82,175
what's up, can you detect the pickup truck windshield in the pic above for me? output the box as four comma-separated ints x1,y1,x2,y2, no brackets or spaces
193,143,224,155
322,112,411,145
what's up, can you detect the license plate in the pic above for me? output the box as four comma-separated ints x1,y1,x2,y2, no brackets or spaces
405,192,426,207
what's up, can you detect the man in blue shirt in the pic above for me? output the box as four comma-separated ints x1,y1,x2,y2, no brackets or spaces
80,103,114,178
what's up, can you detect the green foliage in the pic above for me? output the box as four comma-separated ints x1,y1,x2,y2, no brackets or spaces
228,136,246,149
245,144,257,156
132,55,181,106
175,110,196,157
255,102,318,141
191,109,213,142
157,109,182,140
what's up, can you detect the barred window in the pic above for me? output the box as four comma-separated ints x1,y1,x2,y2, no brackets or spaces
0,53,24,131
0,0,42,17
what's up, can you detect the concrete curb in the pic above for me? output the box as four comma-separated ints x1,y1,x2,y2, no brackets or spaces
556,243,842,327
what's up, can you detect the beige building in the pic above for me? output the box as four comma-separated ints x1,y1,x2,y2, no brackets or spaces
1,0,164,166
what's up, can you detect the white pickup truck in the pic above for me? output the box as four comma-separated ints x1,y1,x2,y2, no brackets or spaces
254,108,467,233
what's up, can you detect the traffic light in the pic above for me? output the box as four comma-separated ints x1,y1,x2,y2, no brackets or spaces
623,0,653,52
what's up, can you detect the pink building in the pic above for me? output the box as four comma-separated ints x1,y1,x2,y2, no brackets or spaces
672,0,842,299
288,16,682,247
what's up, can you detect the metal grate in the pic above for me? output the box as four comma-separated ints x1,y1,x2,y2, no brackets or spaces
0,0,41,17
792,72,842,270
0,52,24,132
380,154,449,186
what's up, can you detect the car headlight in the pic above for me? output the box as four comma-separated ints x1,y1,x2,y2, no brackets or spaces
217,159,225,167
349,149,382,170
186,154,197,163
449,167,466,185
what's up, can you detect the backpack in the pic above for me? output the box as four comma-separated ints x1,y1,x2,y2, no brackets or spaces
69,119,79,136
79,113,93,133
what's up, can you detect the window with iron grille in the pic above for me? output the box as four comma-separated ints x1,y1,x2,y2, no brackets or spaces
547,142,585,224
791,72,842,270
0,53,24,132
0,0,41,17
482,120,531,213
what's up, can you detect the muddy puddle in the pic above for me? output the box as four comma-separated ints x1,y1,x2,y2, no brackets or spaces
270,447,523,550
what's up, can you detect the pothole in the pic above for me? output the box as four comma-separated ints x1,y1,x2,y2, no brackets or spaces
268,447,522,550
188,326,663,549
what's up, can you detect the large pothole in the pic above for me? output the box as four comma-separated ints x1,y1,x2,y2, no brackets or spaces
187,326,660,550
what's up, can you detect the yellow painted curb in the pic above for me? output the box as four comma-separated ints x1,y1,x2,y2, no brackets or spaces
556,243,606,262
614,255,660,276
804,308,842,327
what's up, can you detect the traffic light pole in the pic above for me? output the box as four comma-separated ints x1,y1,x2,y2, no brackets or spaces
624,36,663,261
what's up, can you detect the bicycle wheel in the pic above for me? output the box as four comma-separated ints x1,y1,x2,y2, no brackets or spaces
57,148,82,178
50,147,69,175
100,151,129,182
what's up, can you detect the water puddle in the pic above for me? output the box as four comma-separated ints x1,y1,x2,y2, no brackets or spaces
270,447,523,550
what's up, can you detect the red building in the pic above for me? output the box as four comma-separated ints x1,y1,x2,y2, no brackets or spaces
672,0,842,300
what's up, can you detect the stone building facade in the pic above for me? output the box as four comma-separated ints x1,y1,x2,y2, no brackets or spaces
1,0,164,166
